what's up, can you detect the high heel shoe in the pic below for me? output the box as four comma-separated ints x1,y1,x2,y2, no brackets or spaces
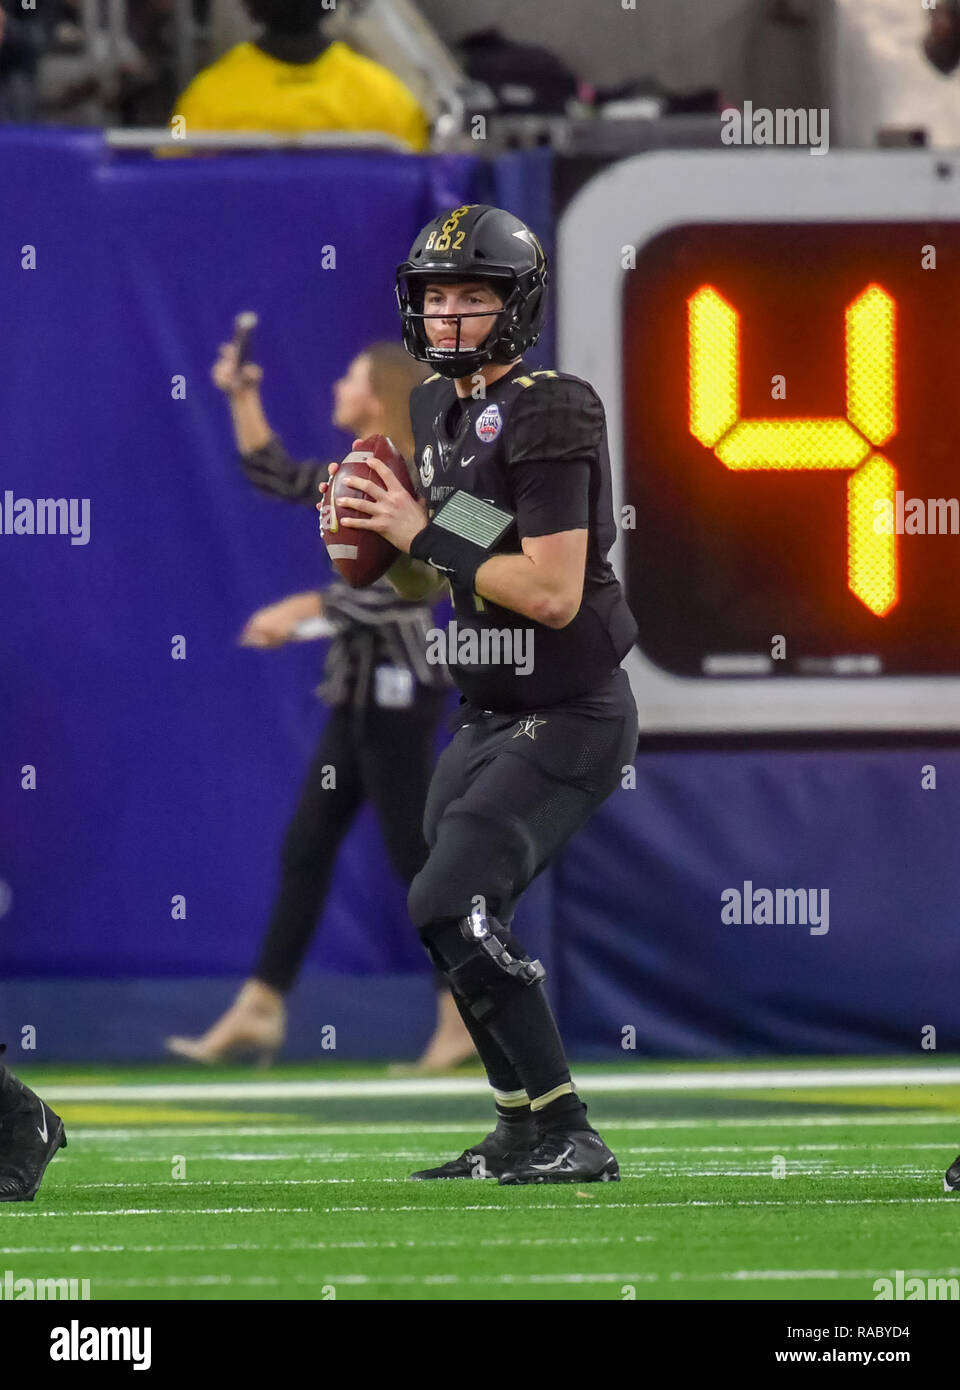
404,989,479,1074
165,980,286,1067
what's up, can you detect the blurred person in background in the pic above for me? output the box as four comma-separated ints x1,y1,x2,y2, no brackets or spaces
33,0,147,125
121,0,180,126
0,0,40,122
924,0,960,75
170,0,429,148
165,340,476,1072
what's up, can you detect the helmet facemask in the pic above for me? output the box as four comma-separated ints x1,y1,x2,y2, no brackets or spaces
396,274,529,379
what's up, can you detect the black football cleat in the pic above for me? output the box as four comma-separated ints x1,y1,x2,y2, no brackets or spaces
409,1125,537,1180
944,1154,960,1193
0,1067,68,1202
498,1129,620,1185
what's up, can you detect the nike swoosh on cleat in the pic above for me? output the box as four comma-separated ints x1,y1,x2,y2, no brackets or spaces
36,1105,48,1144
529,1143,575,1172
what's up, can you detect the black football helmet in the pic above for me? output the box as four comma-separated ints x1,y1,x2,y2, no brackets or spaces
396,204,549,379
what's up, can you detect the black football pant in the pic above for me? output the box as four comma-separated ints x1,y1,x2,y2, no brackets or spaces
254,692,446,993
407,668,640,1099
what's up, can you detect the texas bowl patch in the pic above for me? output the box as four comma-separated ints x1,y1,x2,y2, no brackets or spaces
476,403,503,444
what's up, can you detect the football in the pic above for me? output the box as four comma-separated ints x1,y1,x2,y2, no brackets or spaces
320,434,419,588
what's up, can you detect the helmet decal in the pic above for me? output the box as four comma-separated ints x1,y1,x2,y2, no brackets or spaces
423,205,477,255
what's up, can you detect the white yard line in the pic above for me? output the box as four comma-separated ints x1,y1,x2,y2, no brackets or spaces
5,1196,956,1218
36,1066,960,1103
80,1274,654,1288
65,1168,944,1187
77,1265,960,1288
71,1179,409,1187
677,1266,960,1282
0,1208,313,1217
0,1235,656,1255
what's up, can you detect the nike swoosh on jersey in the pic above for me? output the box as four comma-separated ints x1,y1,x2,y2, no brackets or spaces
460,455,476,467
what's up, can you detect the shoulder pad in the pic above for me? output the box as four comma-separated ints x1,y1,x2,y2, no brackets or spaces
515,370,560,389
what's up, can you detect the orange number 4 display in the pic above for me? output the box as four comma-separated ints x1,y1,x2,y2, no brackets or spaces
688,283,898,617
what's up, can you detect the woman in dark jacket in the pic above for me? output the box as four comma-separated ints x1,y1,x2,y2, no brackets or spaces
165,341,475,1071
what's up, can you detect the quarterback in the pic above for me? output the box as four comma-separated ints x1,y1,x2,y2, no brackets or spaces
322,204,639,1183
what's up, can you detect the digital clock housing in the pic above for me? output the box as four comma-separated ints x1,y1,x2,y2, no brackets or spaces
559,152,960,732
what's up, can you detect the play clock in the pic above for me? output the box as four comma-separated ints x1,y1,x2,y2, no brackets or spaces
559,151,960,732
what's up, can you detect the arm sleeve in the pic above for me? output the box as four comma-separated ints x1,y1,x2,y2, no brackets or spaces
239,435,329,505
504,379,602,538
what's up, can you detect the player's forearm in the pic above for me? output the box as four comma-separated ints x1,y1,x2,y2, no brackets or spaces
474,553,582,629
386,553,449,601
228,386,273,453
286,591,324,619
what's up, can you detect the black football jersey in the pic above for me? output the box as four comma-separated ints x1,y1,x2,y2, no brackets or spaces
408,360,638,710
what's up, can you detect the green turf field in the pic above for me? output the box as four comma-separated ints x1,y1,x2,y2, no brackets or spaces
5,1057,960,1301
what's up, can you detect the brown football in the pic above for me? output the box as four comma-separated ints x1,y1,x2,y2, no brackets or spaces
320,434,419,588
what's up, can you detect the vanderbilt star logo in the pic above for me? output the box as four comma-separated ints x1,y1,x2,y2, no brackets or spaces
513,715,546,740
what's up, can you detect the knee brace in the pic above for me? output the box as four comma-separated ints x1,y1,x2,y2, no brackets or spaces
420,908,545,1024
